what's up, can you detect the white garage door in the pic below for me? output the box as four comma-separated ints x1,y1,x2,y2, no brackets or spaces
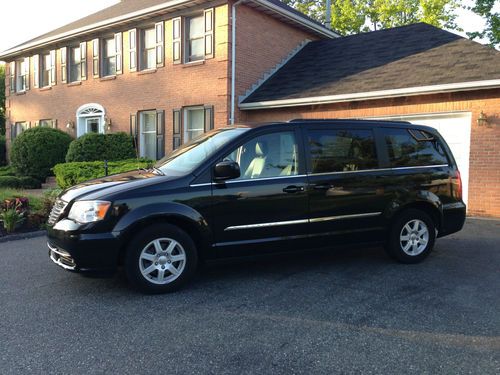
368,112,472,205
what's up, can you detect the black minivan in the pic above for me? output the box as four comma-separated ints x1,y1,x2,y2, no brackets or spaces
47,120,466,293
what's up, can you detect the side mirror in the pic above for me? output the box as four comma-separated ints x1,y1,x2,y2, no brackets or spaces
214,160,240,181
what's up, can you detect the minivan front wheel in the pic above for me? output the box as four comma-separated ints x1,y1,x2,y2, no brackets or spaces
125,223,198,293
386,209,436,263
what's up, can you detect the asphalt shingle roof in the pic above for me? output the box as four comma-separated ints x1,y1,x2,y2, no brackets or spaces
242,23,500,103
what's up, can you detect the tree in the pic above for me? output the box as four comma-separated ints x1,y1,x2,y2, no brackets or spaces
282,0,460,35
466,0,499,48
0,64,5,135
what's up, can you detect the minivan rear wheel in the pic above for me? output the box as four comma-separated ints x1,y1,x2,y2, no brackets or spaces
125,223,198,293
385,209,436,263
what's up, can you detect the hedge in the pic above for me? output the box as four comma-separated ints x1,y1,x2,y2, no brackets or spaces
0,165,15,177
53,159,153,189
10,127,73,180
65,132,136,162
0,176,42,189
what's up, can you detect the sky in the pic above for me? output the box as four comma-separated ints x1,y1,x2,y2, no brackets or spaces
0,0,495,56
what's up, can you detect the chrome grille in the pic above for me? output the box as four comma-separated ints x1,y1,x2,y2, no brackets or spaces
48,198,67,225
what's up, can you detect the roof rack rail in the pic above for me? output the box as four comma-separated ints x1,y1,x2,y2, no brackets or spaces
288,118,412,124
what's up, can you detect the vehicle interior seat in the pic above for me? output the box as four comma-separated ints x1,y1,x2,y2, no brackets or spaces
243,141,268,179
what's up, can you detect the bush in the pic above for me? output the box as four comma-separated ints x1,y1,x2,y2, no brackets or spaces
65,132,136,162
0,135,6,166
0,165,15,177
53,158,153,189
10,127,73,180
0,176,42,189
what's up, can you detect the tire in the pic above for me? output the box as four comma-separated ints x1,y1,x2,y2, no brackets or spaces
385,208,436,264
125,223,198,293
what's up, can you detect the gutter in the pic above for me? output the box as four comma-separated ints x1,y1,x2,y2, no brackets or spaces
239,79,500,110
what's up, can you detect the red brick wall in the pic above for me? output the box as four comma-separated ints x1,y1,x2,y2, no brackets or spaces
233,2,319,122
241,89,500,218
5,4,231,154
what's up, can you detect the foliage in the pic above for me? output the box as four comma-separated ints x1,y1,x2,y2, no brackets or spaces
0,136,6,166
10,127,73,180
65,132,136,162
0,208,24,233
466,0,499,48
282,0,460,35
0,165,15,176
53,158,153,189
0,176,42,189
0,65,5,136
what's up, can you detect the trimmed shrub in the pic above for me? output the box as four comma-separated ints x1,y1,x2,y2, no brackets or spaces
53,158,153,189
0,165,15,177
0,176,42,189
65,132,136,162
0,135,6,166
10,127,73,180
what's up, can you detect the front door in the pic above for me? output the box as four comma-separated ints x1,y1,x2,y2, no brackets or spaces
211,128,309,257
85,117,100,133
305,125,389,245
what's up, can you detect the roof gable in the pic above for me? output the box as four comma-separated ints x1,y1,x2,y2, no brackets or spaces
241,23,500,106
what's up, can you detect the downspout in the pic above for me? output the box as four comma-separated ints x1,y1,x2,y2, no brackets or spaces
230,0,246,125
325,0,331,29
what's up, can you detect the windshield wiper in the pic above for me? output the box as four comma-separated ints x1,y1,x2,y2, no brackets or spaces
150,167,165,176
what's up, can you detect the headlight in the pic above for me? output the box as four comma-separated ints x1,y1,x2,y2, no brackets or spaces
68,201,111,223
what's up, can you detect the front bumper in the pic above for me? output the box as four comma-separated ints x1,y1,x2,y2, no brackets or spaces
47,219,122,272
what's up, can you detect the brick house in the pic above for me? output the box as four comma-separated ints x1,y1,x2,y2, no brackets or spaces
1,0,499,217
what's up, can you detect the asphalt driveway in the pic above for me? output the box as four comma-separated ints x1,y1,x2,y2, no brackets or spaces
0,219,499,374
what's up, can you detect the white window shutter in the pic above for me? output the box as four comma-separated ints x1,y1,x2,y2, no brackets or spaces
172,18,182,64
60,47,67,83
50,50,57,85
115,33,123,74
9,62,16,93
80,42,87,80
155,22,164,67
92,39,100,78
129,29,137,72
204,8,214,58
24,57,30,90
33,55,39,88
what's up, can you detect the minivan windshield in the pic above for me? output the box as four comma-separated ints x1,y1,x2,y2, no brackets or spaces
155,128,249,176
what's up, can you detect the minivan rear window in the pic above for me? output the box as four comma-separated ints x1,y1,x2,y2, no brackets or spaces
384,128,448,167
308,129,378,173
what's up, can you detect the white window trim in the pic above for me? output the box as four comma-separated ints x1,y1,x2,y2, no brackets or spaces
76,103,105,137
139,110,157,159
183,106,205,143
184,13,204,63
139,27,156,71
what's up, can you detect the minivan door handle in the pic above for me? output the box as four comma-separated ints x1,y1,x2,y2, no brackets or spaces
283,185,304,193
313,183,334,190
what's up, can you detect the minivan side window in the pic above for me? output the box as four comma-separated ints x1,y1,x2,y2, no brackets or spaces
384,128,448,167
224,131,299,180
308,129,377,173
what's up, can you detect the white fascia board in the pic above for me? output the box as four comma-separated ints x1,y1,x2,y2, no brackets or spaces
254,0,339,38
239,79,500,110
0,0,192,60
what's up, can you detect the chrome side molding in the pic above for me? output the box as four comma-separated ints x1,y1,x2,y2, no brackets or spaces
224,212,382,231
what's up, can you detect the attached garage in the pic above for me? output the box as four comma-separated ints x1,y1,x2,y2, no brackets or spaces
238,24,500,217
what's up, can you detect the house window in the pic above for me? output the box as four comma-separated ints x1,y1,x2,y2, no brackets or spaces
39,119,56,128
12,122,28,139
41,52,52,87
140,111,157,159
184,107,205,142
140,27,156,70
16,59,28,92
103,36,117,76
186,14,204,62
69,46,82,82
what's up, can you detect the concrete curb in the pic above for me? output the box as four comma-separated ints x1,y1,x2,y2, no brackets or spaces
0,230,46,244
